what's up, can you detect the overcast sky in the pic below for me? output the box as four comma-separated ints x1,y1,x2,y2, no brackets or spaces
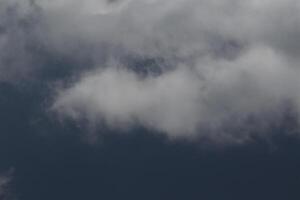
1,0,300,199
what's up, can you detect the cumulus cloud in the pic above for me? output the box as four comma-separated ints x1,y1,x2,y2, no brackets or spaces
53,46,300,140
1,0,300,141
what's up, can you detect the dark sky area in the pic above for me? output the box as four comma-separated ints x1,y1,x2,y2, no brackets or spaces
0,79,300,200
1,1,300,199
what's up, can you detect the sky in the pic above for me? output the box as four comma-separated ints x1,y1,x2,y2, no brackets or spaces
0,0,300,199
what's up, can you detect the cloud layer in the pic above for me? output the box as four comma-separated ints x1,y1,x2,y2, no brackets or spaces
1,0,300,141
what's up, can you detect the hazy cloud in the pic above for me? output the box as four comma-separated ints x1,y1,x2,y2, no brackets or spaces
0,170,14,200
0,0,42,81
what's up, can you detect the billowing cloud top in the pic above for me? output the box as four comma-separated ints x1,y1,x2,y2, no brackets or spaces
1,0,300,142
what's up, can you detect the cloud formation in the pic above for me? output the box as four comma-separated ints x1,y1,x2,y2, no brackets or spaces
53,46,300,140
1,0,300,141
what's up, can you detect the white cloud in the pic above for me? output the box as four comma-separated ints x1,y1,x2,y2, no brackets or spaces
49,0,300,141
53,46,300,140
1,0,300,141
54,66,203,137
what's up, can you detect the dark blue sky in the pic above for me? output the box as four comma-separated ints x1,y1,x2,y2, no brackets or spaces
0,82,300,200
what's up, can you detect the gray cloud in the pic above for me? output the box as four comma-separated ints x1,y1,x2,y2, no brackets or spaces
1,0,300,142
0,0,40,81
